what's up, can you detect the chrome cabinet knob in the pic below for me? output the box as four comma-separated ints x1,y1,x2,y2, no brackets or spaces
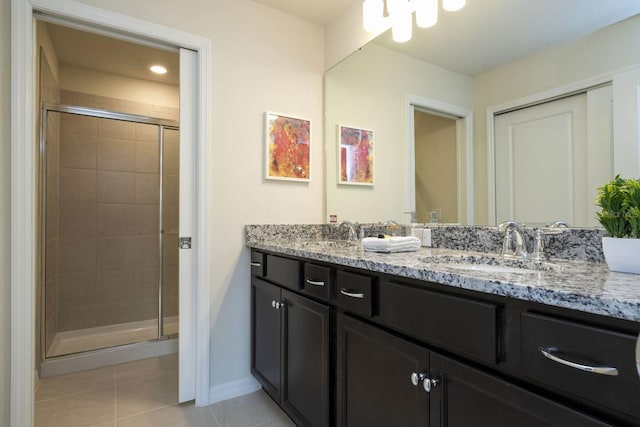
411,372,426,386
423,378,439,393
271,300,276,308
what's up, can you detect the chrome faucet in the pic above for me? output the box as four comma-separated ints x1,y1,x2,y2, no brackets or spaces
549,220,569,229
337,220,358,241
531,225,566,261
498,221,528,258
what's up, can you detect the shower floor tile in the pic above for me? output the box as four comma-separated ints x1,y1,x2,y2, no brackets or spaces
35,354,293,427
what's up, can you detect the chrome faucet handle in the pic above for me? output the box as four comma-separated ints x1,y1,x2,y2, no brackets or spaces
497,221,518,232
512,227,528,258
497,221,528,258
531,229,545,261
549,221,569,229
498,221,518,256
337,220,358,241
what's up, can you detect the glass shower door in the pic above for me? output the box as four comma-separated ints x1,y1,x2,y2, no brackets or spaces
42,105,179,358
160,126,179,337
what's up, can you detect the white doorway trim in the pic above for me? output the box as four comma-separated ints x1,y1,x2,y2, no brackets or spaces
10,1,212,425
406,94,474,224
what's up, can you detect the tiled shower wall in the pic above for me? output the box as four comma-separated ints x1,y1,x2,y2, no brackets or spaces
51,90,178,335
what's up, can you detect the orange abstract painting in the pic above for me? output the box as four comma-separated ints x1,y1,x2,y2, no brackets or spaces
266,112,311,181
339,125,374,185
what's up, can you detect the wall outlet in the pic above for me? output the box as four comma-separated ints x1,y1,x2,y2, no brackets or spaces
422,228,432,247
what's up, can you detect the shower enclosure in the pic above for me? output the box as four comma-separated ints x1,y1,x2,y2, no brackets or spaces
41,103,179,359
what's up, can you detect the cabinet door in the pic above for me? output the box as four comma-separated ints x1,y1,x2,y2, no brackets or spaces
429,353,611,427
251,278,282,400
282,290,331,427
337,313,429,427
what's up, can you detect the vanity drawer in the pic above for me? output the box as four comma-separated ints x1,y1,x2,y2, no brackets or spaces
335,270,375,317
265,254,301,290
250,250,266,277
302,263,332,301
521,312,640,419
378,281,499,364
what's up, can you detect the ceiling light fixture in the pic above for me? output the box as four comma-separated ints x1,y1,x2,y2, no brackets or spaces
363,0,465,43
150,65,167,74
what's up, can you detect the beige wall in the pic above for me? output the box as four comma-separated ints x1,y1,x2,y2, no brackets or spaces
1,0,10,422
325,43,472,223
473,14,640,224
414,111,457,223
60,64,179,109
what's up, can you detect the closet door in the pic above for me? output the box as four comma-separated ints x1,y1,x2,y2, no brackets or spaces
494,94,589,226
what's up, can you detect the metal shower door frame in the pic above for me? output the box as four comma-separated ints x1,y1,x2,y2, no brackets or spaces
39,102,179,361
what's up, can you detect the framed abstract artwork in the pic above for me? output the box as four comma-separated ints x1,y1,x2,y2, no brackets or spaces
338,124,374,185
265,111,311,182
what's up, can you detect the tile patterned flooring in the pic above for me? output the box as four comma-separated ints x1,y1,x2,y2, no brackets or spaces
35,354,295,427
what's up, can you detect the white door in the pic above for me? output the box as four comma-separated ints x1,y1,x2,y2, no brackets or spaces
494,91,611,226
178,48,197,403
613,66,640,177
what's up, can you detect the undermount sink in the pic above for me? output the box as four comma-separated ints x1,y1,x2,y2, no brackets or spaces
421,254,566,274
440,263,537,275
296,239,359,249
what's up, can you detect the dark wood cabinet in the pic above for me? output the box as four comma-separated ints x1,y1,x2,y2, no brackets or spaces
251,274,331,426
250,250,640,426
337,313,430,427
429,352,611,427
252,277,282,399
281,290,331,427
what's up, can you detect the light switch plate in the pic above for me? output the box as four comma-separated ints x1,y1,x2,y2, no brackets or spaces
422,228,432,247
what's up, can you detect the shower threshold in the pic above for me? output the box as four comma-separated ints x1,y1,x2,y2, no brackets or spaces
47,316,178,358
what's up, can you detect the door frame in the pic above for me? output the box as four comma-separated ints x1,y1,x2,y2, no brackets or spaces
10,1,212,425
406,94,474,224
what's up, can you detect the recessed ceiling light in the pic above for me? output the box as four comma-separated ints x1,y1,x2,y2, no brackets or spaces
150,65,167,74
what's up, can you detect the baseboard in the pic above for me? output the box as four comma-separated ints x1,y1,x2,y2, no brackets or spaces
209,376,261,405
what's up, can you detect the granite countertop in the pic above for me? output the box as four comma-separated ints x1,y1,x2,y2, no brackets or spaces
247,237,640,323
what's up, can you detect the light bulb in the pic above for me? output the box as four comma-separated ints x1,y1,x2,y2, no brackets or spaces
150,65,167,74
363,0,384,32
390,0,412,42
442,0,466,12
415,0,438,28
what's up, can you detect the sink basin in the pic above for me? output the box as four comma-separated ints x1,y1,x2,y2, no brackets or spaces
296,239,359,249
440,263,537,275
421,254,565,274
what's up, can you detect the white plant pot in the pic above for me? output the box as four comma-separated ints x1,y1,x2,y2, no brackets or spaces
602,237,640,274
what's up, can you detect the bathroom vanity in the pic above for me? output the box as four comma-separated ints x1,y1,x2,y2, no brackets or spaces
246,225,640,427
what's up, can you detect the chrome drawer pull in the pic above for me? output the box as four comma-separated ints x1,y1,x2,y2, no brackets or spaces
250,262,261,267
340,288,364,299
540,348,619,376
306,279,325,287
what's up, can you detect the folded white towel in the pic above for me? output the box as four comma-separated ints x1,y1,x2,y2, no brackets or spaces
362,236,421,253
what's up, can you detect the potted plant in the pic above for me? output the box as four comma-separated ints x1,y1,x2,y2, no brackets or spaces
596,175,640,274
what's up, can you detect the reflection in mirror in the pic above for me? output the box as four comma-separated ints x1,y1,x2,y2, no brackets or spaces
325,7,640,226
414,109,457,224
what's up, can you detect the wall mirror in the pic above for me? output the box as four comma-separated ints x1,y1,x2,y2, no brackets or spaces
324,0,640,226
